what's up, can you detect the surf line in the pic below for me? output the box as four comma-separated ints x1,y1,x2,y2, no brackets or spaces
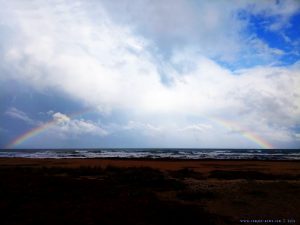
5,108,93,149
211,117,274,149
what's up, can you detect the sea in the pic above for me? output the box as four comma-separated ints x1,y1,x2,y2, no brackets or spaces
0,148,299,160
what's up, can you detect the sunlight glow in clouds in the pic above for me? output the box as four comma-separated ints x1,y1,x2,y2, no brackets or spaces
0,0,300,148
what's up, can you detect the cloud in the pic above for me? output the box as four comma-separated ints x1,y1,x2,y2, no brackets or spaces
5,107,36,125
246,0,300,31
295,133,300,140
0,1,299,148
179,124,213,133
101,0,300,62
123,121,162,132
50,112,108,138
53,112,70,123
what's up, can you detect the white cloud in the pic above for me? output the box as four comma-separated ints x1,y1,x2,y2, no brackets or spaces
53,112,70,123
179,124,213,133
295,133,300,140
50,112,108,137
101,0,300,61
247,0,300,31
123,121,162,132
0,1,299,147
5,107,36,125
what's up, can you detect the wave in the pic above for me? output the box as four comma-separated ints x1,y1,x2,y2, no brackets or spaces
0,149,299,160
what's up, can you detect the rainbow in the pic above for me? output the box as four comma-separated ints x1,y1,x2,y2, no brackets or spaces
211,117,274,149
5,108,93,149
6,120,59,149
6,110,274,149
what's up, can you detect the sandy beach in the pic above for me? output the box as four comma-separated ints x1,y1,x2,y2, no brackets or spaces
0,158,299,225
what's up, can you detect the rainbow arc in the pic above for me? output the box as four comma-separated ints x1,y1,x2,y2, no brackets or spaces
6,111,274,149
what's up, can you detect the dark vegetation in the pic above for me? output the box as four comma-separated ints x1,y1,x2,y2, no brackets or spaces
169,168,205,180
169,168,299,181
209,170,300,180
0,166,216,225
0,165,299,225
177,190,216,201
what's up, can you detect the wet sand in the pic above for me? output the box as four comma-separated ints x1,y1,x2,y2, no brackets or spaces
0,158,299,225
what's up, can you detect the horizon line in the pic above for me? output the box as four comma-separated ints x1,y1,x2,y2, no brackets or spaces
0,147,298,150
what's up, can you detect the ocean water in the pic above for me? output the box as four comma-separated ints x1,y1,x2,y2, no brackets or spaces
0,149,299,160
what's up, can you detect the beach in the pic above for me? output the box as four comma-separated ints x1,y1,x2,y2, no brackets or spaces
0,158,299,225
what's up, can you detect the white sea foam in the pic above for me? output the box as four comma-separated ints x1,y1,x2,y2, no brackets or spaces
0,149,299,160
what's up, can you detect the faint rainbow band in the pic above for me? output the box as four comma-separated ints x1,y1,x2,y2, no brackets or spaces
211,117,274,149
6,112,274,149
5,108,93,149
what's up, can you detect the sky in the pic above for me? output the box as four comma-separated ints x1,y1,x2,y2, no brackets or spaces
0,0,300,149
